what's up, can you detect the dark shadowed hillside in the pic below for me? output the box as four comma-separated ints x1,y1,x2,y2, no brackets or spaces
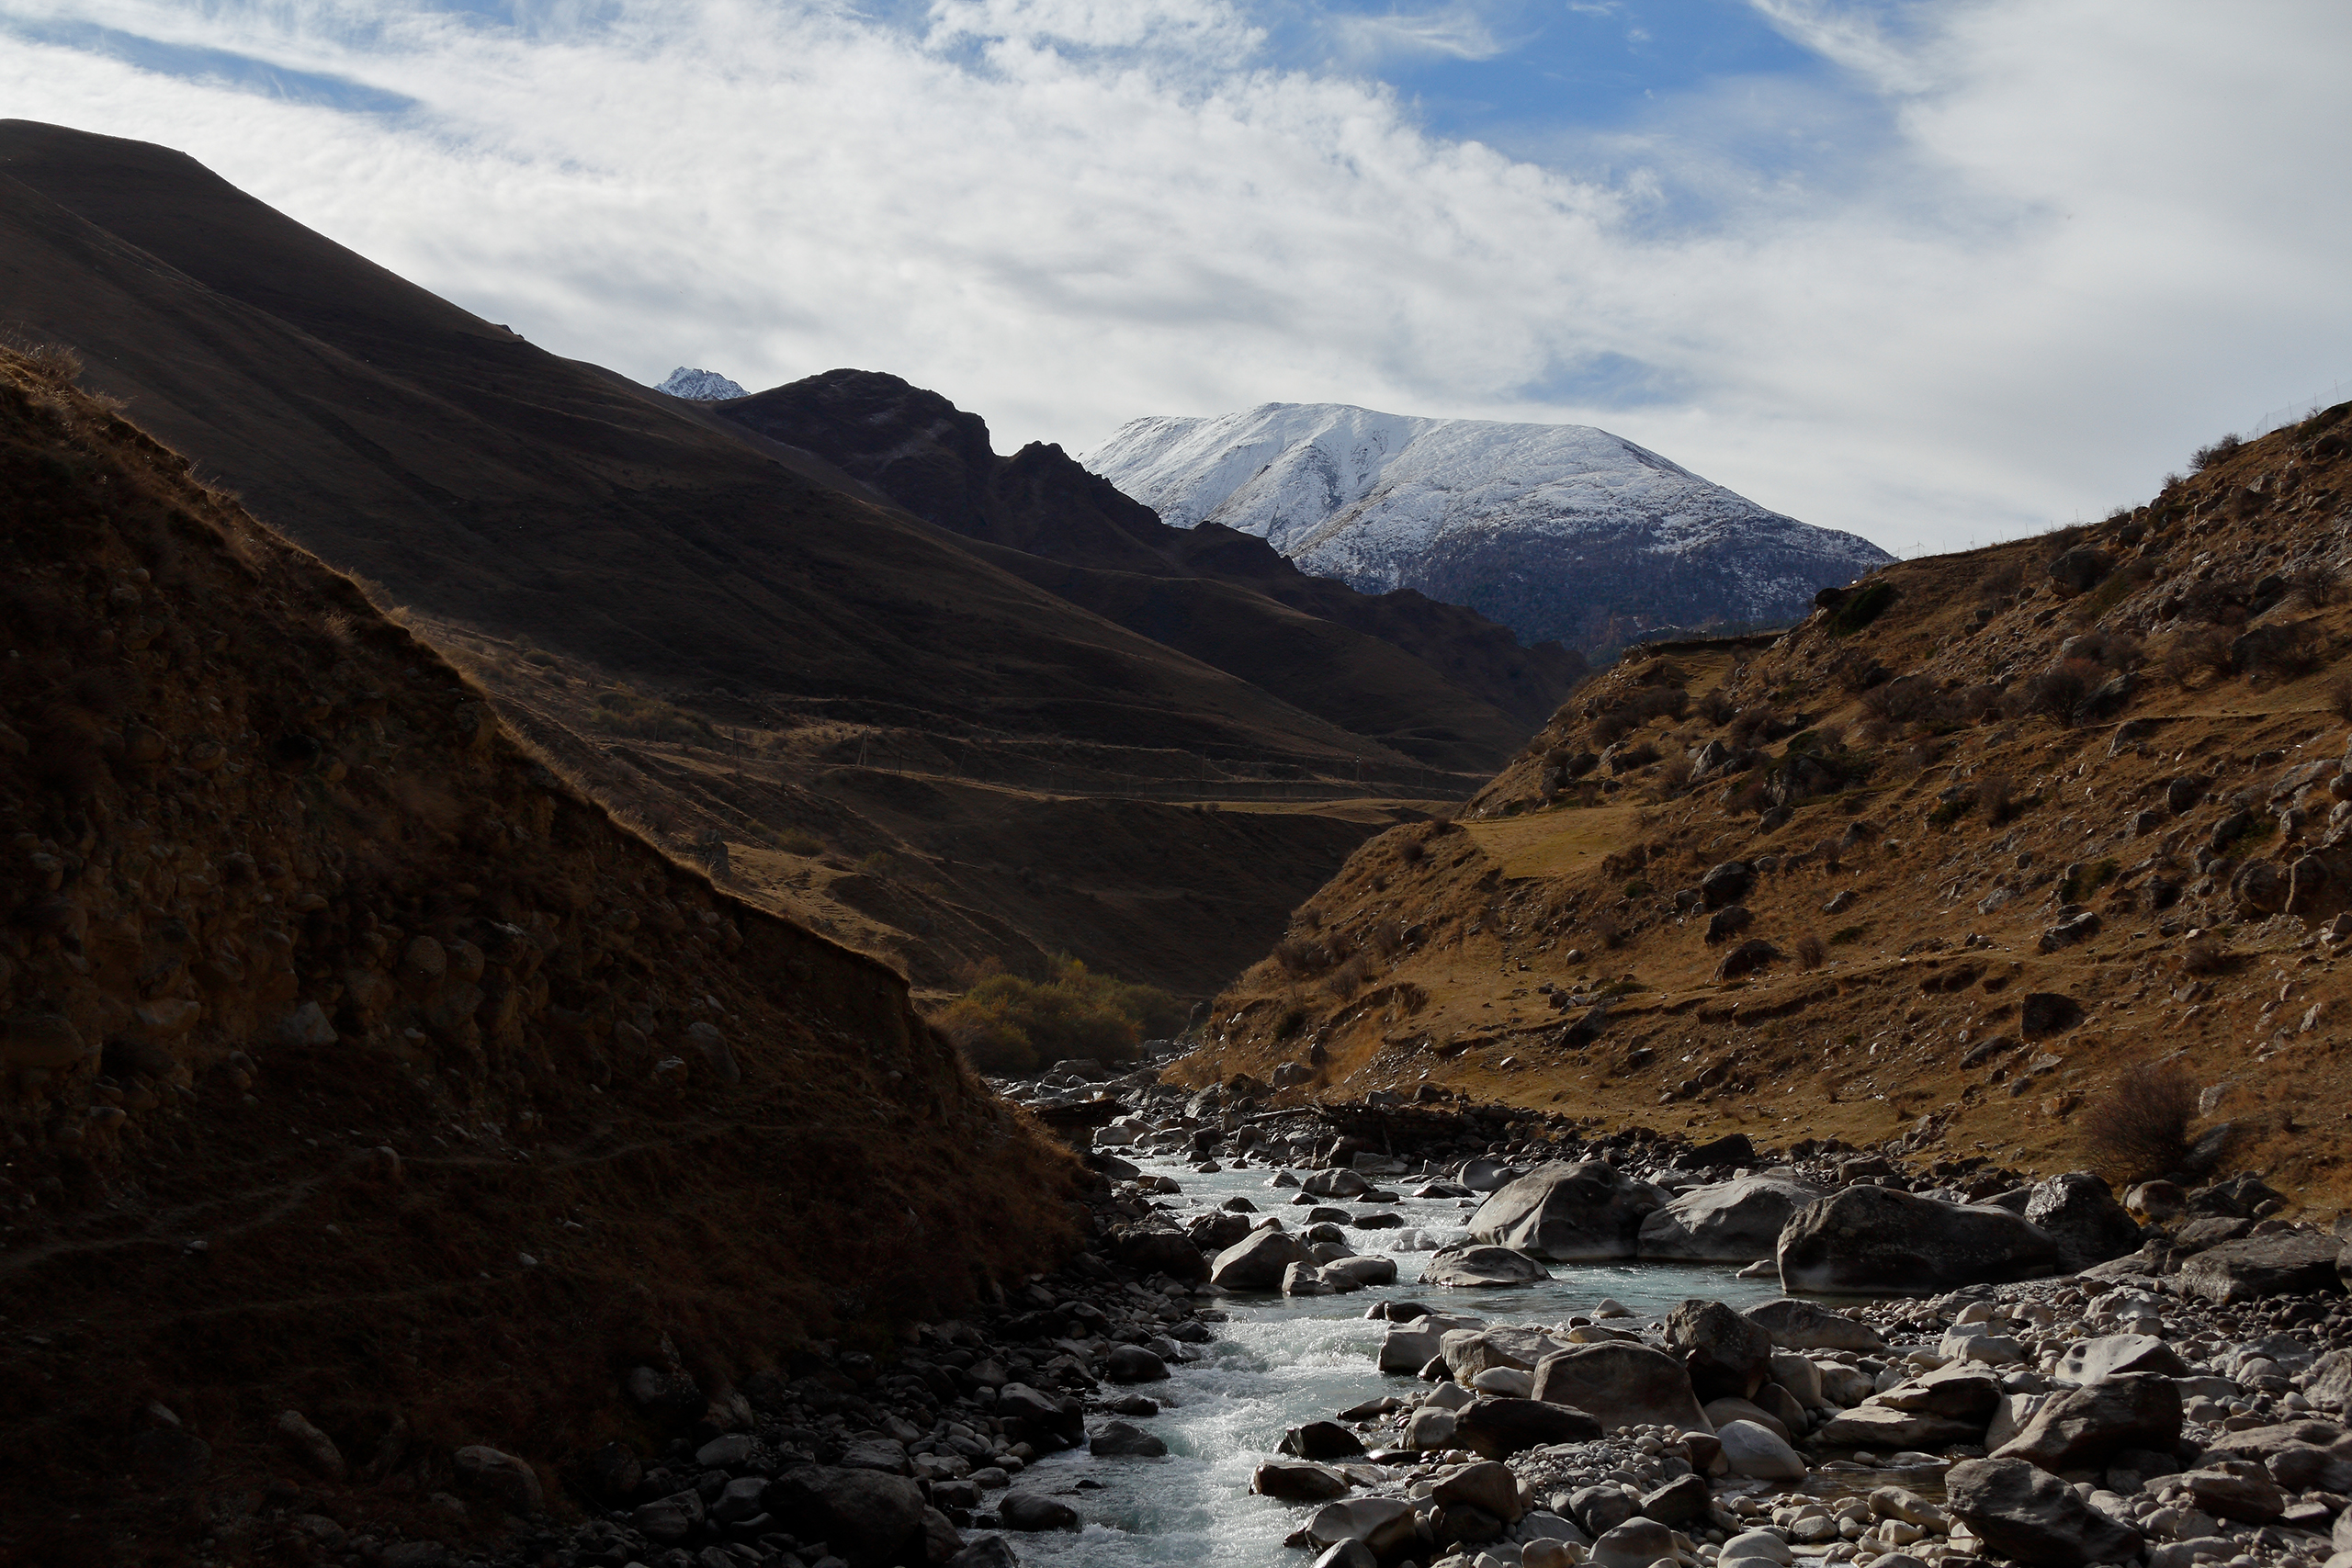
0,344,1079,1559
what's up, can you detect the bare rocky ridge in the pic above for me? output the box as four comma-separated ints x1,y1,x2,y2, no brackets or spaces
0,347,1080,1560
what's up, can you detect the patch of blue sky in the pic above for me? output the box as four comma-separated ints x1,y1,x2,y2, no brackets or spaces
1516,350,1694,410
0,14,420,114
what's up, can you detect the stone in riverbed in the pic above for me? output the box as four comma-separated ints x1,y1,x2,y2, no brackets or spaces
1591,1517,1679,1568
1442,1325,1569,1380
769,1466,932,1565
1719,1529,1793,1564
1531,1342,1713,1434
1638,1472,1713,1527
1252,1458,1351,1501
947,1538,1020,1568
1716,1418,1806,1480
2023,1173,2142,1272
2177,1466,2285,1524
1089,1420,1167,1458
1307,1497,1418,1554
1815,1403,1987,1450
1327,1254,1397,1286
1637,1177,1822,1261
1420,1243,1551,1287
452,1445,543,1514
1105,1345,1170,1383
2052,1333,2188,1385
1777,1186,2064,1292
1743,1297,1889,1352
1282,1421,1367,1461
998,1491,1082,1531
1468,1160,1668,1261
1432,1459,1526,1522
1211,1227,1313,1291
1453,1395,1603,1459
1378,1324,1446,1372
1994,1372,2181,1473
1663,1297,1775,1402
2172,1233,2346,1303
1946,1456,2141,1566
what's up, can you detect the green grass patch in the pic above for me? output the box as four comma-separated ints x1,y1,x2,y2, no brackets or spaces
932,953,1185,1076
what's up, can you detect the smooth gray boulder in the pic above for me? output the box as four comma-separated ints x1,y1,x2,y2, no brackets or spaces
1717,1419,1806,1481
2052,1334,2189,1385
1743,1297,1889,1352
1778,1186,2065,1292
1211,1227,1312,1291
1947,1457,2141,1566
2173,1234,2346,1303
1468,1160,1669,1261
1378,1324,1447,1373
1420,1244,1551,1287
1994,1373,2182,1473
1638,1178,1822,1261
1307,1498,1419,1554
1593,1518,1679,1568
1442,1325,1568,1380
1532,1343,1713,1434
1251,1459,1351,1501
1089,1420,1168,1458
999,1491,1081,1531
1454,1395,1604,1459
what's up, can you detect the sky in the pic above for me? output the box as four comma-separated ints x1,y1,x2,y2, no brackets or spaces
1,0,2347,556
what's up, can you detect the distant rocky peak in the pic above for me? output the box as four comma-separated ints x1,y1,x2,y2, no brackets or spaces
658,367,749,401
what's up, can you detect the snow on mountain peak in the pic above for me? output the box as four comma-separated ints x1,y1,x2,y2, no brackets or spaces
658,367,749,401
1084,401,1894,651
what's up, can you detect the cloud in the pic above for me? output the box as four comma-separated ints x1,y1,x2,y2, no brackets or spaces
0,0,2346,558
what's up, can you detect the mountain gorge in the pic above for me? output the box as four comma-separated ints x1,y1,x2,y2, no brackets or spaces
1087,402,1895,654
0,120,1576,997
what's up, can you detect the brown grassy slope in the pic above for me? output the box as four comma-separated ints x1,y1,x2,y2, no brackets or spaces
1181,405,2352,1215
0,348,1079,1559
0,120,1476,996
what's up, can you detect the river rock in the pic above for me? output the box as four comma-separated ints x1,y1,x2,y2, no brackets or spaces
948,1538,1020,1568
770,1467,932,1564
1309,1497,1419,1555
1379,1324,1447,1372
1704,1397,1791,1445
1532,1343,1712,1433
1664,1297,1775,1401
1593,1517,1680,1568
993,1383,1083,1446
1720,1529,1794,1564
1468,1160,1668,1260
1328,1255,1398,1286
1304,1168,1372,1200
1743,1297,1889,1352
1778,1185,2064,1292
1877,1363,2005,1420
634,1490,704,1544
1815,1402,1988,1450
451,1445,542,1514
1283,1421,1367,1461
2172,1233,2346,1303
1421,1243,1551,1287
1638,1473,1712,1528
1469,1366,1533,1397
999,1491,1082,1531
1407,1406,1458,1449
1454,1395,1604,1459
1638,1178,1822,1261
1442,1325,1569,1380
2179,1466,2285,1523
1995,1373,2181,1473
1253,1459,1351,1501
1946,1456,2141,1566
1434,1459,1526,1522
1212,1228,1313,1291
2024,1173,2143,1272
2053,1334,2189,1385
1089,1420,1168,1458
1106,1345,1170,1383
1717,1418,1807,1480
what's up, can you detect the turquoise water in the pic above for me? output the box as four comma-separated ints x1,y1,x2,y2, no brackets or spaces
1007,1156,1789,1568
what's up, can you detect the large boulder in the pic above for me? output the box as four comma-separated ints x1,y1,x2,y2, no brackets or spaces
1307,1498,1419,1555
1874,1364,2005,1421
1251,1459,1351,1501
1532,1344,1712,1434
1378,1324,1447,1373
1993,1374,2182,1473
1454,1396,1604,1460
1701,863,1755,908
1947,1457,2141,1566
1638,1178,1823,1262
999,1491,1081,1531
1593,1518,1680,1568
1420,1244,1551,1287
2023,1174,2142,1272
1211,1228,1313,1292
1442,1326,1568,1380
1112,1224,1210,1282
1778,1186,2065,1292
1716,1419,1806,1481
1662,1299,1776,1403
1468,1161,1668,1261
2172,1234,2347,1303
1743,1298,1889,1352
2052,1334,2189,1386
768,1467,931,1567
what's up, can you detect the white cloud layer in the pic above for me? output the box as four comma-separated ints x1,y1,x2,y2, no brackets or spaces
0,0,2347,555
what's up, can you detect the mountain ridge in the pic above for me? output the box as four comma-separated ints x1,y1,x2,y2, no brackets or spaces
1086,400,1895,653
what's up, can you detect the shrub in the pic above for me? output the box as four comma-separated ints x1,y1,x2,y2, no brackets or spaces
1976,558,2027,604
2180,936,2233,975
2161,627,2234,688
1980,771,2019,825
1324,953,1373,1000
2328,672,2352,724
2007,660,2098,726
933,954,1183,1076
588,688,718,743
2078,1060,2199,1180
2061,858,2119,903
2189,433,2243,471
1590,910,1626,949
1828,925,1865,945
1826,581,1896,636
1396,838,1426,865
1795,932,1826,970
772,827,823,856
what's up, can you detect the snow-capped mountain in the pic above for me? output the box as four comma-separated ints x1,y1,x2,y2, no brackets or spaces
1086,402,1893,651
657,367,748,400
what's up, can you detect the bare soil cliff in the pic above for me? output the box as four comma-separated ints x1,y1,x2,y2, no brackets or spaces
0,348,1078,1559
1180,405,2352,1215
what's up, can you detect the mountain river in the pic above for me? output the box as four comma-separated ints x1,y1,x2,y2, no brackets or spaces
1008,1155,1791,1568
